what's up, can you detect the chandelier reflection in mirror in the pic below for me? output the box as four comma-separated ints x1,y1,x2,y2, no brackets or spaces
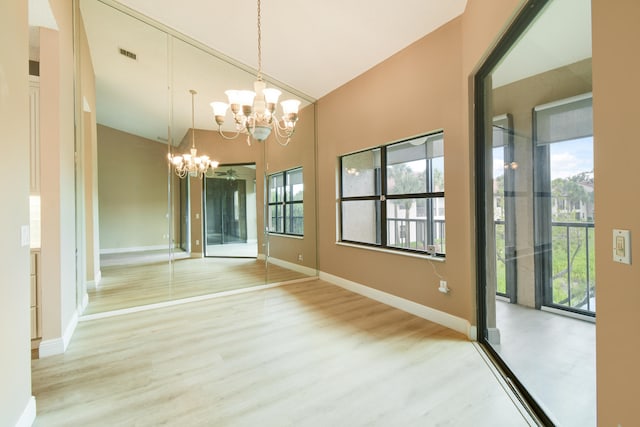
210,0,300,146
169,90,219,178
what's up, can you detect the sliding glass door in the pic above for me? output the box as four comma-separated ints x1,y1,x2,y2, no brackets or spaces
476,0,595,425
203,164,258,258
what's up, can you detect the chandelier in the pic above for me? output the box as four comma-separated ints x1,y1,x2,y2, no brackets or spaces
210,0,301,146
168,89,219,178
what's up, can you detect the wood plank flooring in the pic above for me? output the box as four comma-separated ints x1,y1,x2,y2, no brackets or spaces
33,280,533,426
86,258,308,314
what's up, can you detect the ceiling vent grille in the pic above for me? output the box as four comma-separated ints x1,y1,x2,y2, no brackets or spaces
118,48,137,60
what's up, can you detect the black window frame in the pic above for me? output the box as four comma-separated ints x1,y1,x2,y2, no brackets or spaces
338,131,445,256
267,167,304,236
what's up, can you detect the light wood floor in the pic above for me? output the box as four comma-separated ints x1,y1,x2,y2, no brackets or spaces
86,258,309,315
32,280,533,426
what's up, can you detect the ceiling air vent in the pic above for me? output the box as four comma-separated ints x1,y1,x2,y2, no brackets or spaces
118,48,137,60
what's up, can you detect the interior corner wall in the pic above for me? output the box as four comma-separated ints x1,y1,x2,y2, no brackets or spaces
97,125,170,252
39,0,77,349
0,1,34,425
265,104,317,268
592,0,640,425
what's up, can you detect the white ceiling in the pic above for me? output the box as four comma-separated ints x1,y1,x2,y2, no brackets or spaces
80,0,467,143
76,0,591,144
114,0,469,100
493,0,591,88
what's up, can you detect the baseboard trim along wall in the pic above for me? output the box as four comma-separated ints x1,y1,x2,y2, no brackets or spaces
39,310,79,358
86,269,102,290
15,396,36,427
100,244,175,255
268,257,318,277
319,272,475,340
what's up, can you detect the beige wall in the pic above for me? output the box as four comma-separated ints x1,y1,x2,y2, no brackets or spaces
0,1,33,424
593,0,640,425
317,16,469,319
39,0,77,346
97,125,169,251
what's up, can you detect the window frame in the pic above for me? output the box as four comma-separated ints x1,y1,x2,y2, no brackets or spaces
338,131,445,256
267,167,304,237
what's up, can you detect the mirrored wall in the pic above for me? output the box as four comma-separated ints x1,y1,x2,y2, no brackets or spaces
75,0,317,315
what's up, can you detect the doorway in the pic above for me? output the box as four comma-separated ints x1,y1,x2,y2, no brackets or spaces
204,164,258,258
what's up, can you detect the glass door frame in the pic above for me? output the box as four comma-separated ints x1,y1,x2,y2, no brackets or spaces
474,0,554,425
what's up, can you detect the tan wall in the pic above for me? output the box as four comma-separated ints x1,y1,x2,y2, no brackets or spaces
592,0,640,425
97,125,169,251
317,16,471,320
0,1,33,424
40,0,77,343
266,104,317,269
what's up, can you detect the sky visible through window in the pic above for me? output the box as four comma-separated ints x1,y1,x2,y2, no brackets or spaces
492,136,593,180
549,136,593,179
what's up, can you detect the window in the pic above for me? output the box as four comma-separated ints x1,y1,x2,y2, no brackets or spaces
268,168,303,236
339,131,445,255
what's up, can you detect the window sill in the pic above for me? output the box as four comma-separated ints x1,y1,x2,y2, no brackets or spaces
335,241,445,262
268,233,304,240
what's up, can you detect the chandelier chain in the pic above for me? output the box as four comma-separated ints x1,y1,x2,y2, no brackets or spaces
257,0,262,81
190,89,196,148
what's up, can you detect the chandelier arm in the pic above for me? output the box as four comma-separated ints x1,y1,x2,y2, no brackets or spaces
273,120,295,139
217,126,242,140
271,127,292,146
274,118,296,134
175,168,188,179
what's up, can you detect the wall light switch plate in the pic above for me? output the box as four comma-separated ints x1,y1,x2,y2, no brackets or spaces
613,229,631,264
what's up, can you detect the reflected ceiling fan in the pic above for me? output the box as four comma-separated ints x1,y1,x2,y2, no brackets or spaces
215,168,238,180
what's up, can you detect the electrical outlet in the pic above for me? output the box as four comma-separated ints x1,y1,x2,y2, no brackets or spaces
297,254,303,261
438,280,449,294
195,240,200,246
426,245,436,255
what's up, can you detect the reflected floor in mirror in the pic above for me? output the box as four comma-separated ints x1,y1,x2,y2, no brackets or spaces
86,257,310,315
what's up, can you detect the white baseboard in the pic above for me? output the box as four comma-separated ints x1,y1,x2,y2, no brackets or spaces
100,244,175,255
39,310,79,358
86,269,102,290
268,257,317,277
319,271,474,340
81,292,89,314
15,396,36,427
